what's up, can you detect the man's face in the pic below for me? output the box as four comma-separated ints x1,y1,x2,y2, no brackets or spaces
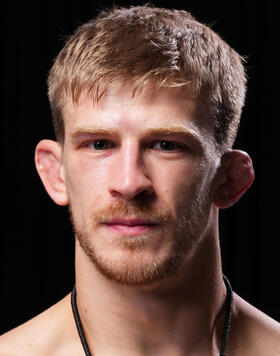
61,84,218,286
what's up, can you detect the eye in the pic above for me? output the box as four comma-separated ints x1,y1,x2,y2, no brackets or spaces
152,140,184,151
88,139,112,150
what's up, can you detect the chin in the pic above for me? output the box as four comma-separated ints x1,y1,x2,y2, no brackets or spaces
77,230,189,287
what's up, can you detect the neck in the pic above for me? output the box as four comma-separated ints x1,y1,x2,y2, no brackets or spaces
74,212,226,355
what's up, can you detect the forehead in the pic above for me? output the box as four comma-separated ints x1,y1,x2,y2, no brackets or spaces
62,83,213,145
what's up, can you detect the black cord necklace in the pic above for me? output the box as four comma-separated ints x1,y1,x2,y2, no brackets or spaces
71,275,233,356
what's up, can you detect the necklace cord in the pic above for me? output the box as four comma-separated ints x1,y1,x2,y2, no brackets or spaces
71,275,233,356
71,286,92,356
220,274,233,356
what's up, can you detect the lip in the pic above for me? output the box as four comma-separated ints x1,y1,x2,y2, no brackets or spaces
102,218,159,235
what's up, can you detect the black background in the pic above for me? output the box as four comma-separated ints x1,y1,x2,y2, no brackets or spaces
1,0,279,334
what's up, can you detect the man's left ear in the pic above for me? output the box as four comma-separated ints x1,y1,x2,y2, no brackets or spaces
213,149,255,209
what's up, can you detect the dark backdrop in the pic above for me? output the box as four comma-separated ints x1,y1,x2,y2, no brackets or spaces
1,0,279,334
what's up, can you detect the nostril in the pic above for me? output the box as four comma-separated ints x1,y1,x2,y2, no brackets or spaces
108,177,154,201
107,149,154,200
109,186,153,201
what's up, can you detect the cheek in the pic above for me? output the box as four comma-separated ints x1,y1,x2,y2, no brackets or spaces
64,155,110,206
152,159,203,207
158,157,202,187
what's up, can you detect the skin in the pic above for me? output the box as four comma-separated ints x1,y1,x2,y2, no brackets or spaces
0,84,279,355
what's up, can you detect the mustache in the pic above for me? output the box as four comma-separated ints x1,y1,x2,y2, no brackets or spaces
91,200,175,225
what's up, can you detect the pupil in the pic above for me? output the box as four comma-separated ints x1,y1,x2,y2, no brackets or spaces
94,140,107,150
161,141,175,150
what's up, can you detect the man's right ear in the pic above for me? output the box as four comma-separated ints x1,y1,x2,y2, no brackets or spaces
35,139,69,206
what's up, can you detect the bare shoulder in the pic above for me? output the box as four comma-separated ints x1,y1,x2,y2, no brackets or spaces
0,293,82,356
229,292,280,356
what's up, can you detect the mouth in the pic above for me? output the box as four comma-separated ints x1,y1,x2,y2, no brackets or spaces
102,218,160,235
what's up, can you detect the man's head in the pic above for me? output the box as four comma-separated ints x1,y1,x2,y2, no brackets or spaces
35,5,254,287
48,4,246,153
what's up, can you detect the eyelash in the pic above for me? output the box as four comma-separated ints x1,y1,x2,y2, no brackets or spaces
84,139,186,152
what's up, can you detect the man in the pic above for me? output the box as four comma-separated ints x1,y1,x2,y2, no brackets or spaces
0,4,279,355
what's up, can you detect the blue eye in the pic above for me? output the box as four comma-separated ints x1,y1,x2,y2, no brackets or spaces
153,141,182,151
90,140,111,150
85,140,184,152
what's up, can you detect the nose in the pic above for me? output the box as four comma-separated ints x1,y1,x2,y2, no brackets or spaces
108,142,154,201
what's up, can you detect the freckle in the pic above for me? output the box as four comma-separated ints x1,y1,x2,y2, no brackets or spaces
84,308,88,313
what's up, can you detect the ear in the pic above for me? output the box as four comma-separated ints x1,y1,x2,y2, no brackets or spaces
213,149,255,209
35,139,69,206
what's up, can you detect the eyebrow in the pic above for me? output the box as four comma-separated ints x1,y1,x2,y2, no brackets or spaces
70,125,204,150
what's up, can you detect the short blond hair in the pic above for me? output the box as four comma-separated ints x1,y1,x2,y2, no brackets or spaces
48,5,246,151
